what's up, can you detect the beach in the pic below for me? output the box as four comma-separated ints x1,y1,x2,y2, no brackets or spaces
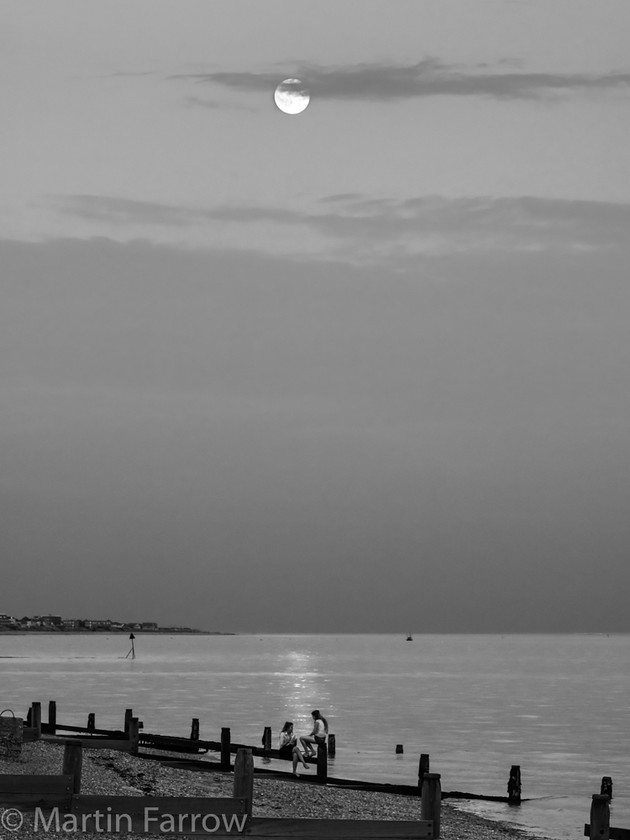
1,741,544,839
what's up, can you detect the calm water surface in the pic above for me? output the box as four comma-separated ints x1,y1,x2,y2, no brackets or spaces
1,633,627,840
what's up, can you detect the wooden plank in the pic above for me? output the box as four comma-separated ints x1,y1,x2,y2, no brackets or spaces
585,826,630,840
22,726,38,742
49,723,126,737
0,775,74,793
245,819,434,839
69,797,250,836
44,737,133,750
0,774,73,808
72,796,248,815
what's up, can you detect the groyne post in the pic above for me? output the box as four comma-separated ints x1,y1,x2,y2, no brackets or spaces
87,713,95,732
589,794,610,840
418,753,430,793
233,748,254,818
395,744,404,754
63,742,83,794
327,734,336,757
601,777,613,799
190,718,200,741
31,702,42,740
221,727,231,771
48,701,57,734
128,717,140,756
507,765,521,804
262,726,272,753
316,742,328,782
124,708,133,736
421,772,441,838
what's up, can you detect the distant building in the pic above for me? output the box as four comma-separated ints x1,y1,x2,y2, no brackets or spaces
140,622,158,631
62,619,79,630
41,615,62,626
0,614,16,627
81,619,112,630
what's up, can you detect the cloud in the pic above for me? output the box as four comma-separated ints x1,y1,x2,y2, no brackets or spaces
170,59,630,102
55,193,630,262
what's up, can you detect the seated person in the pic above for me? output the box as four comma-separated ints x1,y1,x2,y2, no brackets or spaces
299,709,328,758
278,721,308,775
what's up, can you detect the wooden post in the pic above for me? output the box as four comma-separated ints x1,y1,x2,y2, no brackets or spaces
589,794,610,840
507,765,521,804
48,701,57,734
233,748,254,818
124,708,133,736
421,772,441,838
601,777,613,799
221,727,231,771
190,718,200,740
316,742,328,782
395,744,404,754
62,742,83,794
327,733,336,757
31,702,42,740
262,726,272,752
128,717,140,756
87,713,95,732
418,753,430,793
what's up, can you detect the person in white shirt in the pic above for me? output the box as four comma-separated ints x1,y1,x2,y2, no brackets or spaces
299,709,328,758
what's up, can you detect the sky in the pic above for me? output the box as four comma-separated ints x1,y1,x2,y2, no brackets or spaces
2,1,630,633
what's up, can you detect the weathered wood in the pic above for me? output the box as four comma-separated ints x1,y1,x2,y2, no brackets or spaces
262,726,272,752
71,795,248,815
71,795,249,835
328,734,336,757
128,716,140,756
418,754,430,793
191,718,200,740
421,773,441,839
585,827,630,840
62,742,83,794
221,727,231,771
0,774,73,808
46,722,126,736
31,701,42,740
246,818,434,838
45,736,135,751
124,708,133,736
507,765,521,804
317,742,328,782
48,701,57,733
601,777,613,799
141,732,208,754
233,748,254,818
87,713,95,732
589,794,611,840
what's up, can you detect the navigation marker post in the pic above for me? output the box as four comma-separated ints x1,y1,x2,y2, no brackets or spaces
125,633,136,659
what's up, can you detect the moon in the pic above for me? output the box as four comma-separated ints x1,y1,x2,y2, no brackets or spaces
274,78,310,115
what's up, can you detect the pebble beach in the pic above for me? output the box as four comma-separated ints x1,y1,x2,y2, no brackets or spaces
1,741,546,840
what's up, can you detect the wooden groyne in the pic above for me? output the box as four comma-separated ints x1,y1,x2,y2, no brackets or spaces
0,740,439,838
19,700,533,803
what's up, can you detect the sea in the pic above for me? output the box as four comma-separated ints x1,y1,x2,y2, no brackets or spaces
1,633,628,840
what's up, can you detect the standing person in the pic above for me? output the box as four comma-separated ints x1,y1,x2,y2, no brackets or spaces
299,709,328,758
278,721,309,776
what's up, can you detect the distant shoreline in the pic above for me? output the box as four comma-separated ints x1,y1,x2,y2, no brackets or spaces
0,629,235,635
